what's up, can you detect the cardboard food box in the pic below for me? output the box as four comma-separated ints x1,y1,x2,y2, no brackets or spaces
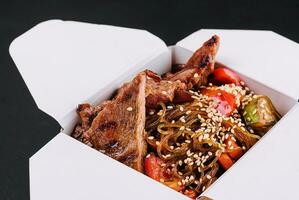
9,20,299,200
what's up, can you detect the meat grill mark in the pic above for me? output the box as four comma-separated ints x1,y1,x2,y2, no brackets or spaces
200,55,210,68
105,139,119,149
96,121,117,132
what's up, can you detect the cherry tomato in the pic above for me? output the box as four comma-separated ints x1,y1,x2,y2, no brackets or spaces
211,67,241,86
202,88,236,117
144,153,165,181
144,154,185,192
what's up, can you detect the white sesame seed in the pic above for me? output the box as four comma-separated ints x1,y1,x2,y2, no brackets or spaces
149,111,155,115
162,91,167,95
194,73,199,78
126,107,133,111
157,110,163,116
167,105,173,109
148,136,154,140
207,175,212,179
203,134,209,140
179,106,184,111
186,110,192,115
179,126,185,131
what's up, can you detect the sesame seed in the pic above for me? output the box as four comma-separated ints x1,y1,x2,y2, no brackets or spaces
207,175,212,179
162,91,167,95
179,106,184,111
194,73,199,78
156,141,160,145
160,178,164,182
171,120,175,124
157,110,163,116
148,136,154,140
179,126,185,131
167,105,173,109
203,134,209,140
149,111,155,115
126,107,133,111
202,186,206,191
186,110,192,115
146,154,151,158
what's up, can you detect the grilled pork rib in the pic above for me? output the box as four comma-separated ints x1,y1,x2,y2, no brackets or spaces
145,35,220,108
82,72,147,172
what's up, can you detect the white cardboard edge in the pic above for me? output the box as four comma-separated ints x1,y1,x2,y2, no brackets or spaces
29,133,188,200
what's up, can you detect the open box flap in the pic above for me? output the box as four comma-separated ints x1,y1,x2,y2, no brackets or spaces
29,133,188,200
177,29,299,100
9,20,168,123
201,104,299,199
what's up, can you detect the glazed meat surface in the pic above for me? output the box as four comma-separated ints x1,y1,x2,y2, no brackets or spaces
81,72,147,172
145,35,220,108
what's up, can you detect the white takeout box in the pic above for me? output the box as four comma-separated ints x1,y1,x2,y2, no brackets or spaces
9,20,299,200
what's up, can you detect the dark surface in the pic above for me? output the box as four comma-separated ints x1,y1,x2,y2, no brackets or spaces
1,0,299,199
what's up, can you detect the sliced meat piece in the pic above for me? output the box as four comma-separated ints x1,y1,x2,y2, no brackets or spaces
83,72,147,172
145,35,220,108
146,78,186,108
165,35,220,88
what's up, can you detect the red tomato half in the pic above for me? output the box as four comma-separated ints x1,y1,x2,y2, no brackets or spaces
144,153,165,181
144,153,185,192
202,88,236,117
211,67,241,86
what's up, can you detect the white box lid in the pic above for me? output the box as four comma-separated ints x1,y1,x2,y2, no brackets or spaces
30,133,188,200
9,20,168,123
177,29,299,100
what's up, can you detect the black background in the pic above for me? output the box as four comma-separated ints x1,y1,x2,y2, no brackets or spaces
1,1,299,199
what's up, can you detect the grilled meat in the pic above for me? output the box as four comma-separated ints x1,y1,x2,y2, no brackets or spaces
145,35,220,108
82,72,147,172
